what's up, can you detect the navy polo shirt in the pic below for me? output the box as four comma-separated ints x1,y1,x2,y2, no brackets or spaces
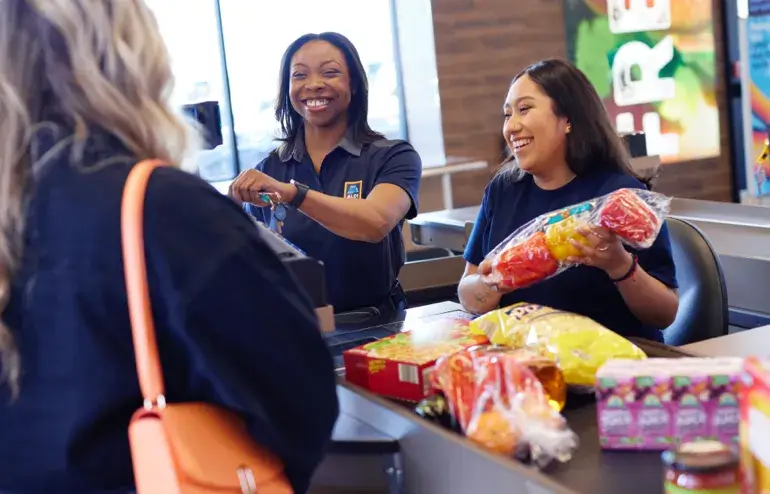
0,122,338,493
245,129,422,313
464,170,678,342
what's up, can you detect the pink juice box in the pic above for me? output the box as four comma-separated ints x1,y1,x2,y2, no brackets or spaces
596,358,743,450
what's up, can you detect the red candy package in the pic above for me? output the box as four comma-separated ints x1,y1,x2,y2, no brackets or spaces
485,188,670,291
598,189,661,247
432,346,578,467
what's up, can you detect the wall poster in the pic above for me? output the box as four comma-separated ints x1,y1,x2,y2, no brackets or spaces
744,0,770,196
563,0,720,164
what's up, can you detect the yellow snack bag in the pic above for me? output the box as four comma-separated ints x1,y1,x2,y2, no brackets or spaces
470,303,647,387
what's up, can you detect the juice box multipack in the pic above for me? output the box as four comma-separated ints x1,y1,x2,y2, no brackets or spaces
596,357,743,450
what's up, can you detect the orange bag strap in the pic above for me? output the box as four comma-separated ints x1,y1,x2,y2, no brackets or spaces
122,159,169,408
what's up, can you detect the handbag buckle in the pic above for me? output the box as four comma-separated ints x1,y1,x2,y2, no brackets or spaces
143,394,167,411
237,466,256,493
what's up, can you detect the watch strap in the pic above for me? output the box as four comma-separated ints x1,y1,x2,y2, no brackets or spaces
288,180,309,209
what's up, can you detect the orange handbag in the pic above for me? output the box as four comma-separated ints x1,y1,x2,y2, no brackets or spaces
122,159,293,494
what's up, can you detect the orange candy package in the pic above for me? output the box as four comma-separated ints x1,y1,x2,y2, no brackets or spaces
432,345,577,467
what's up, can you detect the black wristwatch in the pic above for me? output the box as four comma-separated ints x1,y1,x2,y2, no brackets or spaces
288,180,309,209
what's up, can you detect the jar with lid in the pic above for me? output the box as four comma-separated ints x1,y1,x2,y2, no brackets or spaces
661,440,740,493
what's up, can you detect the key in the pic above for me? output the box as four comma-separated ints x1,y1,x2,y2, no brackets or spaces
268,192,286,235
273,202,287,235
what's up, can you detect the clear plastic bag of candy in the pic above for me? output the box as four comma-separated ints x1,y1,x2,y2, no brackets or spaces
432,345,578,467
469,303,647,389
484,188,671,291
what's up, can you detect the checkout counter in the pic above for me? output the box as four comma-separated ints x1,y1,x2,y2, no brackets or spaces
319,301,717,494
259,187,770,493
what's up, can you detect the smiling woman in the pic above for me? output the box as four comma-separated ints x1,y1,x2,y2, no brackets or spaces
228,32,423,318
458,59,680,341
273,33,385,167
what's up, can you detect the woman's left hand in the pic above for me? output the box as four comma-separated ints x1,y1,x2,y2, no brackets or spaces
569,225,633,279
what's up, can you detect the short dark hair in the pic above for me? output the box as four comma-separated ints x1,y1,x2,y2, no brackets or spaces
274,32,383,146
501,58,650,187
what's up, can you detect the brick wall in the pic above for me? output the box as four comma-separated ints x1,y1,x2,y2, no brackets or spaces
418,0,733,214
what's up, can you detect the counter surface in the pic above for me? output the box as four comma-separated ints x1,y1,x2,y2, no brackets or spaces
408,206,479,229
680,325,770,357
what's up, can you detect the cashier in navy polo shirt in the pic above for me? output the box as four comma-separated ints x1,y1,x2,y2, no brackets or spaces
458,59,679,342
229,32,422,317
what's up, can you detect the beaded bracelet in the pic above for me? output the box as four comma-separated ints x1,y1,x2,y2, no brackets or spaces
611,254,638,283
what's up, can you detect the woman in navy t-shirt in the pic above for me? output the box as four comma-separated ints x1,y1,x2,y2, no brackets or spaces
458,59,679,341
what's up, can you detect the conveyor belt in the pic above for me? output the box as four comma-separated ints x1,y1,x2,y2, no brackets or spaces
330,301,699,494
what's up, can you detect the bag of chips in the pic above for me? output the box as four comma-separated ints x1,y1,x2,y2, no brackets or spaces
485,187,670,291
432,345,578,467
469,303,647,388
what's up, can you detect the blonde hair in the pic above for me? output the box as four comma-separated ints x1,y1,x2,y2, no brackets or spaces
0,0,199,396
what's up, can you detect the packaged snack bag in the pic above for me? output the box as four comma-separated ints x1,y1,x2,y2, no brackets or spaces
544,215,591,262
493,232,559,290
740,357,770,494
598,188,662,246
470,303,647,387
471,347,567,412
432,345,578,467
486,188,670,291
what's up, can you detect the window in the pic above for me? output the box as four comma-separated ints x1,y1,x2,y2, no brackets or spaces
146,0,443,182
218,0,406,172
144,0,240,182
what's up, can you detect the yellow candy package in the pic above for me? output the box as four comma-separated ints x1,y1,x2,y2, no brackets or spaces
469,303,646,387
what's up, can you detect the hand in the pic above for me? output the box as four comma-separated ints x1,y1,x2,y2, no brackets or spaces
569,226,633,279
228,169,296,206
477,258,514,294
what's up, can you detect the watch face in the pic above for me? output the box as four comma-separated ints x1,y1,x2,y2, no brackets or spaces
274,203,287,221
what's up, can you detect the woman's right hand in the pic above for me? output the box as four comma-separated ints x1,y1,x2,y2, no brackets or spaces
229,169,292,207
458,260,505,315
477,259,514,294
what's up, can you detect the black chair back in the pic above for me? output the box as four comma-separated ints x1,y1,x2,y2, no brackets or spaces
663,217,729,346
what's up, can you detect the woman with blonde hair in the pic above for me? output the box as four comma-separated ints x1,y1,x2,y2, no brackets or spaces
0,1,339,492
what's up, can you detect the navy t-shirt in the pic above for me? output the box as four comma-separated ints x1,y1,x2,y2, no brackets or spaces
0,123,339,493
464,171,678,342
246,130,422,313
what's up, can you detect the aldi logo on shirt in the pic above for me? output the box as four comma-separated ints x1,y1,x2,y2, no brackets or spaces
343,181,363,199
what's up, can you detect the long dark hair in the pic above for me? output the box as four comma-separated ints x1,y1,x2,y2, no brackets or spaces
274,32,383,147
501,59,651,188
